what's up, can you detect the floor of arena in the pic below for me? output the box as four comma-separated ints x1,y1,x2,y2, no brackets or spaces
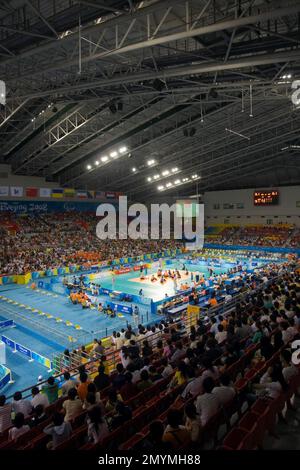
0,252,278,396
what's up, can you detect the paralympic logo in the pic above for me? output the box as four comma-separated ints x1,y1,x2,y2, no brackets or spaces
95,196,204,251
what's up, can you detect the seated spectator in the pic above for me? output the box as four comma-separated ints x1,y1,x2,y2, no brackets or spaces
259,336,275,360
195,377,219,425
163,339,174,359
120,372,138,401
148,366,163,382
77,372,91,401
93,365,110,391
110,402,132,430
62,388,83,422
212,374,236,405
170,341,186,366
273,330,284,351
42,377,59,404
8,413,30,442
252,322,263,343
184,403,202,443
44,412,72,449
31,386,49,410
0,395,12,433
112,363,127,390
137,370,153,392
86,383,102,404
142,420,172,451
61,372,79,395
281,349,299,384
105,390,123,413
161,358,174,378
142,340,153,358
162,409,191,449
170,361,189,388
254,363,288,399
126,363,141,384
29,404,48,427
87,406,109,444
181,368,203,400
91,339,105,357
215,324,227,344
201,357,220,382
12,391,32,418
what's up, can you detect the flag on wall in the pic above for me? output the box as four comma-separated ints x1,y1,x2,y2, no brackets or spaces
64,188,75,198
105,191,116,199
51,188,64,198
76,190,88,199
39,188,52,198
95,191,105,199
10,186,23,197
26,187,38,197
0,186,9,197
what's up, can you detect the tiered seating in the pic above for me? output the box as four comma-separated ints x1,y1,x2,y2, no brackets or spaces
0,212,183,274
1,266,299,450
205,224,297,248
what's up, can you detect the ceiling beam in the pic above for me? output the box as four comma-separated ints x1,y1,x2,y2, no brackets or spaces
12,48,300,100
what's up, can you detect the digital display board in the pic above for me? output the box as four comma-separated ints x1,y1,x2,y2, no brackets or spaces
253,190,279,206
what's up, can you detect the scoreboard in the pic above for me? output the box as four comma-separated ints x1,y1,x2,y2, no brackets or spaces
253,190,279,206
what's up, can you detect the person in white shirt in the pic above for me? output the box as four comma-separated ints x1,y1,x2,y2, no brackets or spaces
212,374,235,406
255,363,287,400
215,324,227,344
61,371,79,396
8,412,30,442
195,377,219,425
115,332,124,350
0,395,12,433
181,372,203,399
209,318,219,335
281,320,297,344
119,329,126,339
281,349,299,384
87,406,109,444
31,386,49,409
12,391,32,418
161,358,173,379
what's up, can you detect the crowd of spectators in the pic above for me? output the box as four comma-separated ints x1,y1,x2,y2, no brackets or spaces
205,224,297,248
0,212,182,275
0,261,299,450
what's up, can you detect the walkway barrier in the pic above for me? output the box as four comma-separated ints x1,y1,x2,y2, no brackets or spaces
1,334,52,370
0,319,15,330
0,364,13,390
204,243,300,255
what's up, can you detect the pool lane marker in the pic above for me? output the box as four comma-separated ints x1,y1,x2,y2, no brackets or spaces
0,296,84,331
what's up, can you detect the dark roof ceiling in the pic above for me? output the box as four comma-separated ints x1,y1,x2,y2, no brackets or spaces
0,0,300,200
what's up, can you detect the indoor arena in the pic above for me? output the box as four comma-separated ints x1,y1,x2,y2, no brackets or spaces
0,0,300,461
